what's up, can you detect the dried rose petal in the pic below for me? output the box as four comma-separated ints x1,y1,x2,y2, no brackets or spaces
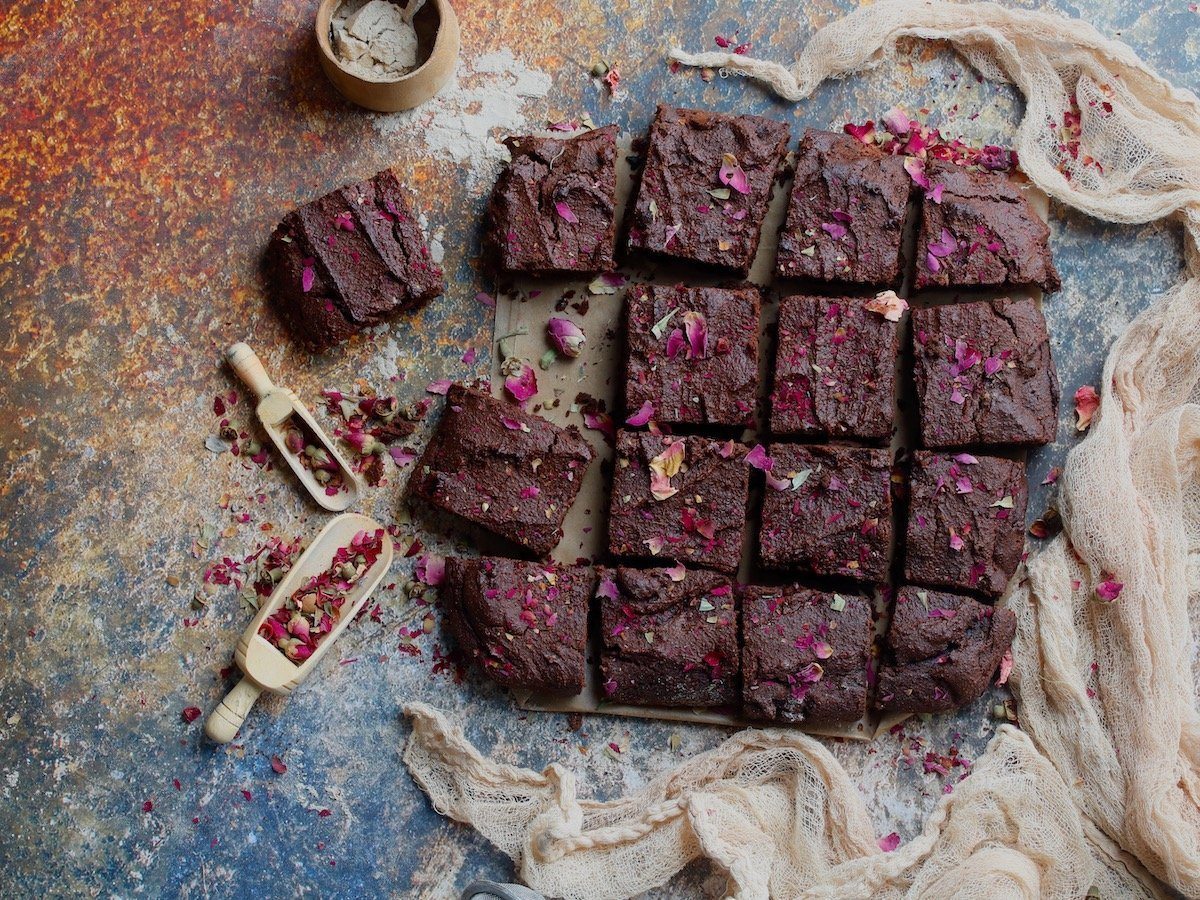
954,453,979,465
181,706,202,724
583,409,615,439
625,400,655,427
1074,384,1099,431
882,106,912,135
718,153,750,194
865,290,908,322
984,355,1003,376
682,311,707,359
878,832,901,853
1095,579,1123,602
547,316,586,358
949,530,965,551
426,379,452,395
903,155,930,189
650,440,686,479
744,444,773,472
928,608,958,619
665,328,687,360
996,649,1014,685
554,200,579,224
666,562,686,582
843,121,876,143
928,228,956,258
820,221,847,240
416,554,445,587
270,754,288,774
388,446,417,466
1042,467,1062,485
598,576,620,600
503,361,538,405
301,258,316,293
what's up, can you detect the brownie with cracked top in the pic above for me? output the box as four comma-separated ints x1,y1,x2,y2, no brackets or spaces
265,169,444,352
769,294,900,441
626,105,789,275
904,451,1028,599
741,585,872,725
442,556,593,696
875,585,1017,713
759,444,893,582
606,431,749,575
484,126,618,276
598,567,738,709
915,161,1060,292
406,384,593,557
623,283,759,428
912,297,1059,448
775,130,911,284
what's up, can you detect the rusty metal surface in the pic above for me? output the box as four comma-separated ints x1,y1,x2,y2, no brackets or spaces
0,0,1196,896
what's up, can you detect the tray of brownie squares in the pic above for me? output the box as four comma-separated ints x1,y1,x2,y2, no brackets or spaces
265,102,1060,736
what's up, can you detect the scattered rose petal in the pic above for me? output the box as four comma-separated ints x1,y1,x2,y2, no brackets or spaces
181,706,202,724
626,400,655,427
1042,467,1062,485
665,328,687,360
949,530,965,551
718,153,750,194
844,121,876,143
903,156,930,189
415,554,445,587
426,379,452,395
644,536,665,555
1095,579,1123,602
583,410,615,439
503,360,538,405
997,649,1013,685
547,316,586,358
954,453,979,465
882,106,911,135
717,440,737,459
142,800,154,813
744,444,773,472
865,290,908,322
1074,385,1099,431
682,311,707,359
598,576,620,600
554,200,579,224
520,485,541,499
270,754,288,774
820,221,847,240
984,355,1003,376
301,260,315,293
878,832,901,853
928,608,957,619
388,446,417,466
461,347,478,366
666,563,686,582
928,228,956,258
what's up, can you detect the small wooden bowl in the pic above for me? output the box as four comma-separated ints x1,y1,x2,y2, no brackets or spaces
315,0,460,113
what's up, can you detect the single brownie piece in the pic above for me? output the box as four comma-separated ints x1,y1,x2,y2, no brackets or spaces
626,105,789,275
442,556,593,696
265,169,445,352
876,586,1017,713
775,130,911,284
912,297,1059,448
483,126,618,276
915,161,1060,292
598,567,738,708
623,283,759,428
905,451,1028,599
741,585,872,725
759,445,893,582
607,431,749,574
769,294,900,440
407,384,594,557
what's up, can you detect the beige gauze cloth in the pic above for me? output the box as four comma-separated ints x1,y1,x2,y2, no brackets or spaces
403,2,1200,897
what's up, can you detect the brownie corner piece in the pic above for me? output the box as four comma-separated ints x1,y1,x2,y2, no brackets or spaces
904,451,1028,599
623,283,760,428
442,556,593,696
913,296,1059,448
915,161,1060,292
741,585,872,725
769,294,900,440
626,105,789,274
264,170,444,352
598,566,738,708
606,431,749,574
406,384,594,556
759,444,893,582
483,125,618,276
775,129,911,285
875,585,1017,713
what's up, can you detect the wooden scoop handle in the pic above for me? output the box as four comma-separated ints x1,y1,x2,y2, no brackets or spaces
226,342,275,400
204,677,264,744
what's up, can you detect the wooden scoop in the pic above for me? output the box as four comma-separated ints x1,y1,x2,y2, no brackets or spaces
226,342,361,512
204,513,394,744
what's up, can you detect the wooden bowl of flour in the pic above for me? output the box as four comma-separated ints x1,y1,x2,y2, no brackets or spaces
316,0,459,112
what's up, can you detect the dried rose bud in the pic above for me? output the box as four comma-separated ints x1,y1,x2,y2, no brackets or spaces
244,439,261,456
372,396,399,422
546,316,586,358
304,445,331,467
284,428,304,454
313,468,332,485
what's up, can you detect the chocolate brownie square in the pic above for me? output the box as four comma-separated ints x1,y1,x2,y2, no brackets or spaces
483,126,618,276
904,451,1028,599
623,283,759,428
442,556,593,696
741,585,872,724
876,586,1017,713
626,105,789,275
598,567,738,708
407,384,594,557
912,297,1059,448
915,161,1060,292
758,444,893,582
265,169,445,352
607,431,749,574
775,130,911,284
769,294,900,440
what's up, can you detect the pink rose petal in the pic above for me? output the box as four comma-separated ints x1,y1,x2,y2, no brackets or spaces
718,153,750,194
682,311,707,359
554,200,579,224
503,362,538,405
626,400,655,427
1074,385,1099,431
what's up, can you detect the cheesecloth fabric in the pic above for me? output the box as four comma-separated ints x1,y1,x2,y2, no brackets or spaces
403,2,1200,896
